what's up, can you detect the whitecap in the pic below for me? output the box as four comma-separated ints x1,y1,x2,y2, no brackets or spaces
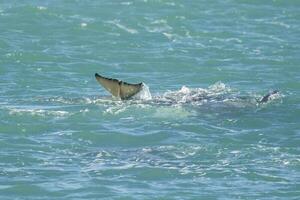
151,19,168,25
8,107,70,118
120,2,133,5
225,38,242,43
163,32,174,40
37,6,47,11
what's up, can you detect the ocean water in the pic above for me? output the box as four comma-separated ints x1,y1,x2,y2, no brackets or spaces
0,0,299,199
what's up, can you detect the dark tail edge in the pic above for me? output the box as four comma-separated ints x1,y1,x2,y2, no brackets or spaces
258,90,279,103
95,73,101,77
94,73,143,86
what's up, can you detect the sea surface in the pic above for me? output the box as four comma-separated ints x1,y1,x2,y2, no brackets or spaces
0,0,299,199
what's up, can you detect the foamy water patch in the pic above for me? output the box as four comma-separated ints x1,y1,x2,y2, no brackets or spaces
43,96,117,105
159,82,231,105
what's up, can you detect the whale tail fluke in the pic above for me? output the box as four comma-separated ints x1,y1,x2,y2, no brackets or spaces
95,73,143,100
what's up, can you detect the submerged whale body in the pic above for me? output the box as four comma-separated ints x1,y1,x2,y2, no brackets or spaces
95,73,279,104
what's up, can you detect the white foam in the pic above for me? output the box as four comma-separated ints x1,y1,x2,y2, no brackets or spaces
208,82,229,93
37,6,47,10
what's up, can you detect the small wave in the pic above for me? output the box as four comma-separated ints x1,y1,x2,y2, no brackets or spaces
104,104,128,115
151,19,168,25
106,20,138,34
163,32,174,40
143,18,173,33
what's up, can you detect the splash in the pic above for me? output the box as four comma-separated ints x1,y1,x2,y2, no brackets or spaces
133,83,152,100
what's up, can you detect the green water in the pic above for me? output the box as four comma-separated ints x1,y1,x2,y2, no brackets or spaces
0,1,299,199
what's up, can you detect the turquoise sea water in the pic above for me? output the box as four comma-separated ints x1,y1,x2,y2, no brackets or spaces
0,0,300,199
